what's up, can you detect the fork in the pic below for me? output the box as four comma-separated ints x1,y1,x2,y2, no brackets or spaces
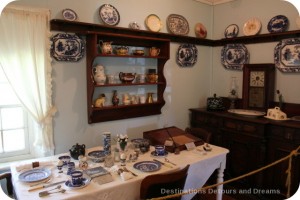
123,167,138,176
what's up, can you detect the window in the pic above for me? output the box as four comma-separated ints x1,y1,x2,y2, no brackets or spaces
0,67,33,162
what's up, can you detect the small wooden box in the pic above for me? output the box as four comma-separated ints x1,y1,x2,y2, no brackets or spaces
143,126,204,153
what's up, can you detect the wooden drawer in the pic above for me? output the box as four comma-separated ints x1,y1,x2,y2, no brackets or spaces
268,125,300,143
191,112,222,127
223,118,265,137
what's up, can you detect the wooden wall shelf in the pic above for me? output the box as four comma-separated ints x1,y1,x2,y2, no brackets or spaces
50,19,300,47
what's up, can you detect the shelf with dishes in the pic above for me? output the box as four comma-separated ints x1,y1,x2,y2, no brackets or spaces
51,19,300,47
92,101,162,110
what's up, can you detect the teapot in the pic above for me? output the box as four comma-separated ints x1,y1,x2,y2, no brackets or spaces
115,46,129,55
69,143,86,160
99,40,113,54
92,64,106,85
119,72,136,83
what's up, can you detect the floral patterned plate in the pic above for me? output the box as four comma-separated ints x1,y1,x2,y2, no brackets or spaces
133,161,161,172
176,44,198,67
19,168,51,183
221,44,249,70
62,8,77,21
167,14,189,35
243,17,261,36
267,15,289,33
99,4,120,26
50,33,85,62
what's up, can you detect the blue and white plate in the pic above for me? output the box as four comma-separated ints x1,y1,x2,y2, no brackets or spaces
19,168,51,183
65,177,90,190
99,4,120,26
274,38,300,73
267,15,289,33
224,24,239,38
133,161,161,172
62,8,77,21
221,44,249,70
176,44,198,67
50,33,85,62
150,151,168,157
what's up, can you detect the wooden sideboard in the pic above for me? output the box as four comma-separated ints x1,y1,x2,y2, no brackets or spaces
189,108,300,198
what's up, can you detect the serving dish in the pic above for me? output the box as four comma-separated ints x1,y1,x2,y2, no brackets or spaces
176,44,198,67
228,109,265,118
195,23,207,38
87,150,106,162
224,24,239,38
19,168,51,183
50,33,85,62
99,4,120,26
267,15,289,33
264,116,290,121
62,9,77,21
291,116,300,121
274,38,300,73
243,18,261,36
221,44,249,70
145,14,162,32
167,14,189,35
133,161,161,172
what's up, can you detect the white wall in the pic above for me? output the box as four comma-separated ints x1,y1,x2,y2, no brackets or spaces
10,0,213,154
212,0,300,103
10,0,300,154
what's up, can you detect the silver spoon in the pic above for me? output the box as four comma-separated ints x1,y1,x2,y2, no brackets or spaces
39,188,66,197
164,158,176,166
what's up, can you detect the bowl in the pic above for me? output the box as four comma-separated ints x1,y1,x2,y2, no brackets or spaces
119,72,136,83
133,49,144,56
87,150,106,163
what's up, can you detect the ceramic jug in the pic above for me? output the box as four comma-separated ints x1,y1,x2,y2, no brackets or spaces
99,40,113,54
149,47,160,56
69,143,86,160
92,64,106,85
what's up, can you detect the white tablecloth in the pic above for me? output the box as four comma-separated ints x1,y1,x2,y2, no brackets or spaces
11,145,228,200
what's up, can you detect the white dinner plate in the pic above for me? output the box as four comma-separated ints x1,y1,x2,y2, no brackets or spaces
145,14,162,32
228,109,265,117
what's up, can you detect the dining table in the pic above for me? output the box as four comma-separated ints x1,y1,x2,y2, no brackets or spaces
10,144,229,200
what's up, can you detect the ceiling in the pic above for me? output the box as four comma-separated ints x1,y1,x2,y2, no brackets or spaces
194,0,236,5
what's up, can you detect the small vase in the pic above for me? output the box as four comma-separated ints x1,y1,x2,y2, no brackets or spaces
112,90,119,106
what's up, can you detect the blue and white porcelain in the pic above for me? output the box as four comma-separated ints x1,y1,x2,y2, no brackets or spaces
167,14,189,35
133,161,161,172
176,44,198,67
50,33,85,62
267,15,289,33
62,8,77,21
221,44,249,70
224,24,239,38
65,177,90,189
274,38,300,73
19,168,51,183
99,4,120,26
103,132,111,155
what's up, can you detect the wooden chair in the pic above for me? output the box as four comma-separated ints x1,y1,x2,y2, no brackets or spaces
185,127,212,143
0,172,13,198
140,165,190,200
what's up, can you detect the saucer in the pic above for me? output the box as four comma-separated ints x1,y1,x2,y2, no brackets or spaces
150,151,168,157
65,177,90,189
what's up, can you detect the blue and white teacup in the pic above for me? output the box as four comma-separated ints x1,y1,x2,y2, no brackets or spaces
155,145,165,156
67,162,75,175
70,171,83,186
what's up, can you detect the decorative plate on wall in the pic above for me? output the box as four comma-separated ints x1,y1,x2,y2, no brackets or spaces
267,15,289,33
167,14,189,35
224,24,239,38
62,9,77,21
221,44,249,70
51,33,85,62
145,14,162,32
99,4,120,26
243,18,261,36
274,38,300,73
176,44,198,67
195,23,207,38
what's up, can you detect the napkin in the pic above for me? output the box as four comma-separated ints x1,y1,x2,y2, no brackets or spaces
15,161,53,172
120,172,134,181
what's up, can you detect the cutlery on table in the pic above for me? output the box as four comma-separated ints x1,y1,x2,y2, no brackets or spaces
153,159,173,168
29,178,52,187
164,158,176,166
123,167,138,176
39,188,66,197
28,180,66,192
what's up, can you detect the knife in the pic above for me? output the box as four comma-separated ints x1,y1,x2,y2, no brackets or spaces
153,159,173,168
28,180,66,192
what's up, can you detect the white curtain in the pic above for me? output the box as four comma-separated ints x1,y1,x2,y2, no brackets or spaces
0,5,56,157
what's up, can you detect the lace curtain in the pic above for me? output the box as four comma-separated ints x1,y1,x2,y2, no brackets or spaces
0,5,56,157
